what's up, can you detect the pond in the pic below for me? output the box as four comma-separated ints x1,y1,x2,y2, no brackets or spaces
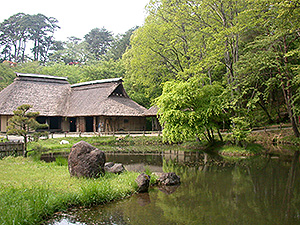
47,150,300,225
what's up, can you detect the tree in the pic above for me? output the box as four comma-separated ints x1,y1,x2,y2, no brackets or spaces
107,26,138,60
123,0,245,108
0,13,60,63
156,75,227,144
7,104,48,156
28,14,60,62
0,62,15,90
80,59,125,82
48,37,90,64
84,27,113,60
237,0,300,137
0,13,30,62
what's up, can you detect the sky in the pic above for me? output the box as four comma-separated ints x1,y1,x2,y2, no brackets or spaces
0,0,150,41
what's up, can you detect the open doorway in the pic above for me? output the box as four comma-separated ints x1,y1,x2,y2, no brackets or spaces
49,117,61,130
85,117,93,132
69,118,76,132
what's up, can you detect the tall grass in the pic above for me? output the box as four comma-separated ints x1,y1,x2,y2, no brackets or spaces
0,157,138,225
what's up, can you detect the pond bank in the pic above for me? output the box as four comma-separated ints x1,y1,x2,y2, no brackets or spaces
0,157,143,225
48,150,300,225
26,128,300,159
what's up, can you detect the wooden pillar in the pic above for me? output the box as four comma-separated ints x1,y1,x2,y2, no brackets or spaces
93,116,96,132
77,117,85,132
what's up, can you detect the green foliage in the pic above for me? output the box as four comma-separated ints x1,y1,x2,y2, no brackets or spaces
48,37,90,64
0,59,126,89
39,62,83,84
0,13,60,62
53,156,68,166
80,59,125,82
218,144,263,157
0,62,15,90
84,27,113,60
7,104,48,155
230,117,252,146
237,0,300,136
123,0,245,107
28,142,48,161
107,26,138,60
156,75,228,144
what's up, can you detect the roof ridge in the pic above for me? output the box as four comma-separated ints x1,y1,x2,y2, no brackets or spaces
16,73,68,81
71,77,123,88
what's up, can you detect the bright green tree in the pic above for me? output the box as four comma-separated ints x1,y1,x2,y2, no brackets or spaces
0,62,15,90
80,59,125,82
124,0,245,108
7,104,48,156
156,75,227,144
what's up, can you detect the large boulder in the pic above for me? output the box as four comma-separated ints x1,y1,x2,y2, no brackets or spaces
135,173,151,193
68,141,105,178
157,172,180,186
104,162,125,174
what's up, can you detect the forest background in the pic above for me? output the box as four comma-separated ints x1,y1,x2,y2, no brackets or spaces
1,0,300,144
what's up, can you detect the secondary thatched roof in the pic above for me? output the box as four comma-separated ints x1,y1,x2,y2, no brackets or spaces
0,73,70,116
144,105,159,117
0,73,147,117
67,78,146,116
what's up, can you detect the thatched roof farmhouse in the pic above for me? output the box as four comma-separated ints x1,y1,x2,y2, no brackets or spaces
0,73,151,133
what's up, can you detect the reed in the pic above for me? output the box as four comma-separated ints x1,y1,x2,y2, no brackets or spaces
0,157,138,225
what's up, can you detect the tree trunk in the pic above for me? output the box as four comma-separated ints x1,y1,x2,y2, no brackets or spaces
23,135,28,157
217,129,223,142
281,83,300,137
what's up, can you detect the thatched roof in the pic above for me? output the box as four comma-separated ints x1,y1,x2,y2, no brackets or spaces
0,73,70,116
67,78,146,116
144,105,159,116
0,73,147,117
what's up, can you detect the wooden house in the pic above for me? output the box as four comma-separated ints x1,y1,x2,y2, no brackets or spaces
0,73,147,133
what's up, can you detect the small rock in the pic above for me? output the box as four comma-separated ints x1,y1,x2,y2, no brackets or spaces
104,162,125,174
157,172,180,186
135,173,151,193
60,140,69,144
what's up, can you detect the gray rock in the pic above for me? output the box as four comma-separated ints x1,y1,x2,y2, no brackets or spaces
104,162,125,174
157,172,180,186
135,173,151,193
68,141,105,178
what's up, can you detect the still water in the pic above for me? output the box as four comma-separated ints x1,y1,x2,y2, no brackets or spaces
48,150,300,225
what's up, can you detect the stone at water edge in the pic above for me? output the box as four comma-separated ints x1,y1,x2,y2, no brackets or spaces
135,173,151,193
157,172,180,186
68,141,105,178
104,162,126,174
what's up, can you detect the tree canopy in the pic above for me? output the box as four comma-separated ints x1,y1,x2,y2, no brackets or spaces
0,13,60,62
124,0,300,141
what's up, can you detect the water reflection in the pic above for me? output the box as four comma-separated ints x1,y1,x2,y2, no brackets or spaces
48,151,300,225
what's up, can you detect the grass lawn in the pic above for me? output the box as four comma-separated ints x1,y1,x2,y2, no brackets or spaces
0,157,139,225
27,135,166,154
